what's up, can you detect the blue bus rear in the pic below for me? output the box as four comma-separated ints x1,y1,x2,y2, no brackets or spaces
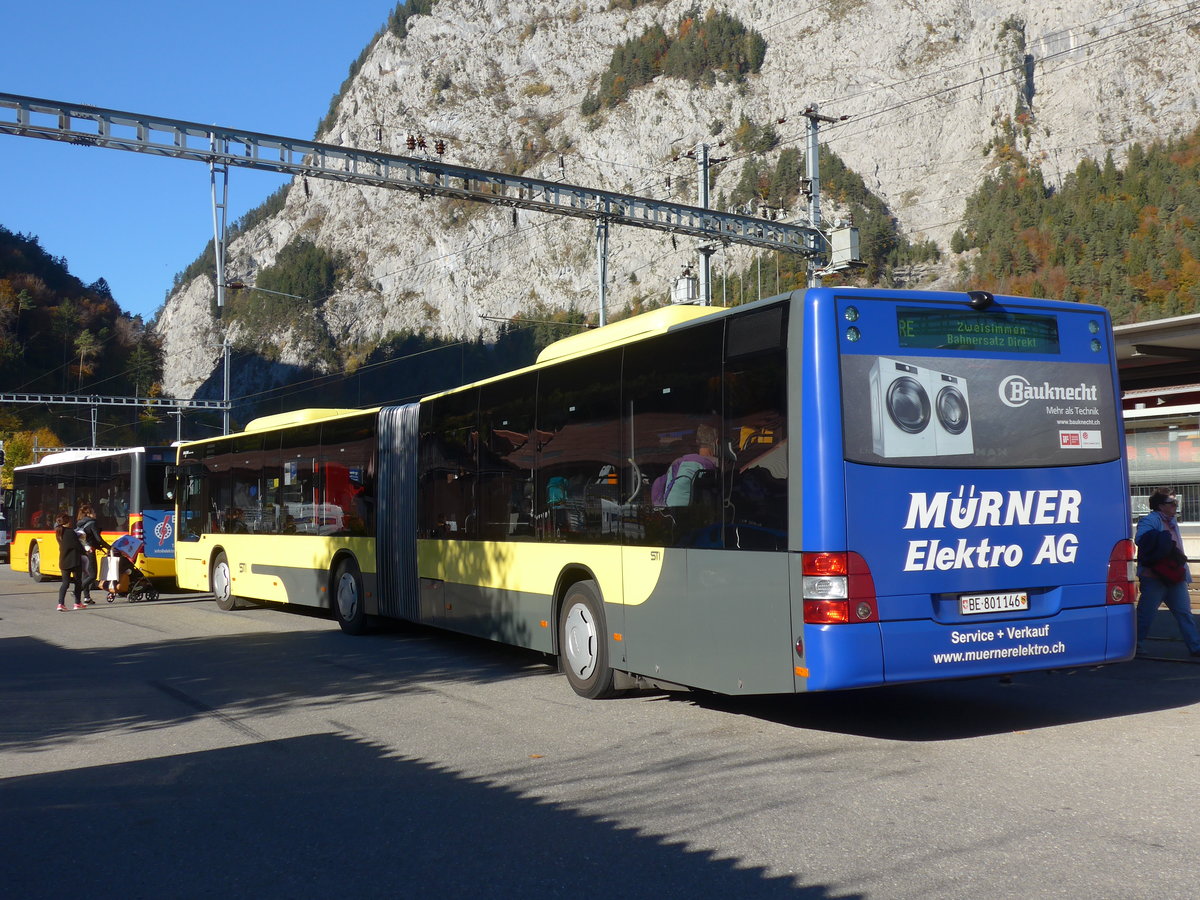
797,288,1135,690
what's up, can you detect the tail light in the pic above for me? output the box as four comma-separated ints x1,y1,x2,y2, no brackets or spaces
131,516,144,542
1106,539,1136,605
802,551,878,624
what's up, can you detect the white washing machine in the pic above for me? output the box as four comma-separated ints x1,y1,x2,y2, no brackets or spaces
869,358,974,458
930,370,973,456
870,357,936,458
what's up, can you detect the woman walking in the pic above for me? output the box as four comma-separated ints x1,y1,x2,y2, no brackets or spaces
76,503,110,605
1135,487,1200,656
55,513,86,611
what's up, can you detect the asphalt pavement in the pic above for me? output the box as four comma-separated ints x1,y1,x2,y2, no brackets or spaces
4,565,1200,899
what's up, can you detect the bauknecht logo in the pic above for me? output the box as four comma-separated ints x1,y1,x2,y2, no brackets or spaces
998,375,1099,408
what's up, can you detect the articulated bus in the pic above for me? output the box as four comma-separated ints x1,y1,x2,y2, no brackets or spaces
10,447,177,581
174,287,1135,697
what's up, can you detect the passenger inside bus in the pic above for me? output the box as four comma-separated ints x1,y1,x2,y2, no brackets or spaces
225,508,249,534
652,423,718,508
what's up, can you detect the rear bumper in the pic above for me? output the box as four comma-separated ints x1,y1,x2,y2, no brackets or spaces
801,603,1135,691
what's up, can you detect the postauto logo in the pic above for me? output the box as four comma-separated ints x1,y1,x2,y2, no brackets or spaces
998,375,1099,408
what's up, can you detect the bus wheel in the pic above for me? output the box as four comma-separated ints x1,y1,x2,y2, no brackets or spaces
212,552,237,611
333,558,368,635
559,580,616,699
29,543,51,583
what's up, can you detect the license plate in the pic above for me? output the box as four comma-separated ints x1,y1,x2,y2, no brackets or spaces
959,591,1029,616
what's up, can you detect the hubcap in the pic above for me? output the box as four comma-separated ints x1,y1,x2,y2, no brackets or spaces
337,572,359,621
563,602,597,680
213,563,230,602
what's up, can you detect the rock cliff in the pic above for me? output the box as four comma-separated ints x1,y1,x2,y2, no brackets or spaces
155,0,1200,401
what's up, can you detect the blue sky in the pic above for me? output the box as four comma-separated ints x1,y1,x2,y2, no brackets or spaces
1,1,398,322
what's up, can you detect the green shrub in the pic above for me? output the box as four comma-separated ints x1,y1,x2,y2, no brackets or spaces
584,8,766,113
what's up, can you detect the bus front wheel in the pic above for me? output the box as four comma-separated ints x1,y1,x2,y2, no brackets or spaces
559,580,617,699
29,542,51,582
333,558,368,635
212,552,237,611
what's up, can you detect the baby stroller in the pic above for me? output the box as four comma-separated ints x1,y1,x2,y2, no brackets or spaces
102,535,160,603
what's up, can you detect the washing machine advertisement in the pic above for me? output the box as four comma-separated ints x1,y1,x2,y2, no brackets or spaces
842,353,1119,468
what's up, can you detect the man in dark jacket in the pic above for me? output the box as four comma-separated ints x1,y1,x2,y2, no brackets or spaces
75,503,110,605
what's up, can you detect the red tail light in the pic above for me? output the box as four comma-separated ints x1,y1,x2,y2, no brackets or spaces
131,518,144,541
1106,539,1136,605
802,551,879,624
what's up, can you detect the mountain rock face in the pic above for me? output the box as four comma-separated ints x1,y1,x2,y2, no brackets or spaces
155,0,1200,400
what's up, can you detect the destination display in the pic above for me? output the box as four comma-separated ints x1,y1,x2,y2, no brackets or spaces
896,307,1060,354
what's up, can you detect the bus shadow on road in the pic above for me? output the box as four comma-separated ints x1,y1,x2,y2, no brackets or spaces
7,610,1198,748
0,628,562,753
685,659,1200,741
0,732,855,899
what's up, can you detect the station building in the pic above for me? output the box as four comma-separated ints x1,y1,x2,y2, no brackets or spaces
1116,314,1200,549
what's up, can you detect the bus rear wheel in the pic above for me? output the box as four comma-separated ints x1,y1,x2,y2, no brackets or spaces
559,580,616,699
333,558,368,635
212,552,238,611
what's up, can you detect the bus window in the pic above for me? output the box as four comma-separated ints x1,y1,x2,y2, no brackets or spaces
280,424,322,535
97,457,132,532
419,388,479,539
227,434,264,534
536,350,621,543
478,374,537,541
322,414,376,537
725,303,788,551
623,322,724,548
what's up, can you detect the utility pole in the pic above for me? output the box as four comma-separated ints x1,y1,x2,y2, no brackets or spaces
803,105,848,288
696,143,712,305
804,107,825,288
210,146,231,435
687,141,730,306
596,219,609,326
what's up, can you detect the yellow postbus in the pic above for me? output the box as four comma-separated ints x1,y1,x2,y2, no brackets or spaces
11,447,178,581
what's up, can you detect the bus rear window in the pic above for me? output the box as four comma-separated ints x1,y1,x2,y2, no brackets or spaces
897,307,1060,354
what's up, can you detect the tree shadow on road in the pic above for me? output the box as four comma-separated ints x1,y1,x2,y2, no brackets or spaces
0,732,856,900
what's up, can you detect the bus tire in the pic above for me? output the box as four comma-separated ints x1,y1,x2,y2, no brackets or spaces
29,542,51,582
333,558,368,634
212,552,237,611
559,580,617,699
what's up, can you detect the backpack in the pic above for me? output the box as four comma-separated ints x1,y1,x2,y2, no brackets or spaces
652,455,714,507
